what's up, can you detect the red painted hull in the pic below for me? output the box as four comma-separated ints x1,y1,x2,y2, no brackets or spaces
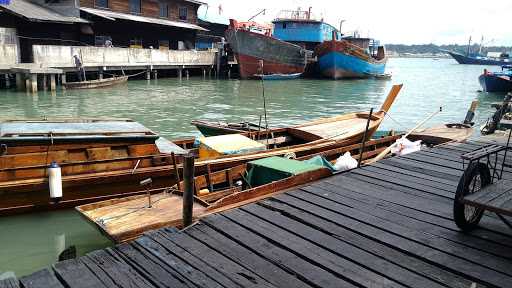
237,54,305,79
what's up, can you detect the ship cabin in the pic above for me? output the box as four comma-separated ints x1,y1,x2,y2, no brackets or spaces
272,9,341,51
344,36,386,60
0,0,207,62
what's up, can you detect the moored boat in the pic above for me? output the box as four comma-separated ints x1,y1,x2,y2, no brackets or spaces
63,75,129,89
446,51,511,66
478,66,512,93
76,134,400,243
255,73,302,80
315,37,387,79
0,118,187,215
225,19,307,79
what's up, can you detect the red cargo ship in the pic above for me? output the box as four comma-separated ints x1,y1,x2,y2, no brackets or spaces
225,19,306,79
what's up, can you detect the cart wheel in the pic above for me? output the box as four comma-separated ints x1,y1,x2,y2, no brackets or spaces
453,162,491,231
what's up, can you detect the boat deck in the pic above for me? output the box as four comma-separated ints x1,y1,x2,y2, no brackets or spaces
5,140,512,288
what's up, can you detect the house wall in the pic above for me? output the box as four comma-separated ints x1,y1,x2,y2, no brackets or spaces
80,0,199,23
0,44,18,65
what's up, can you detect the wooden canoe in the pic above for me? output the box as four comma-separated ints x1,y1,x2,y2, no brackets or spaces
63,76,128,90
76,134,400,243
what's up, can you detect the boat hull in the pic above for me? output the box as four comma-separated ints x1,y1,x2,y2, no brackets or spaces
478,73,512,92
315,41,387,79
447,51,511,66
63,76,128,89
225,28,306,79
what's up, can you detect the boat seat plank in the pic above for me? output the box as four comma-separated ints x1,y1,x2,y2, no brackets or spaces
290,118,370,141
18,268,65,288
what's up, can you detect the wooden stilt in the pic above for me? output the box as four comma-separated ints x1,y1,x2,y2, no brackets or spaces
42,74,48,91
153,70,158,80
16,73,24,91
182,155,195,227
50,74,56,91
30,74,37,93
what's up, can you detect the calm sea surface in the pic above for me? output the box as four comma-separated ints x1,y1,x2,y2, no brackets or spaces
0,58,507,278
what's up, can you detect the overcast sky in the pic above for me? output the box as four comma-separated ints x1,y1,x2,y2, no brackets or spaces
202,0,512,46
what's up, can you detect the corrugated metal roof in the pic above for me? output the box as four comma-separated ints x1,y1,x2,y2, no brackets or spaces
80,7,208,31
0,0,89,23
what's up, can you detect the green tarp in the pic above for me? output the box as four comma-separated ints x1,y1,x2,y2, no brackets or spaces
245,156,326,187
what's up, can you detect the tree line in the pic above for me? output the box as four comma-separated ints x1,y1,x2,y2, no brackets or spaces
386,44,512,55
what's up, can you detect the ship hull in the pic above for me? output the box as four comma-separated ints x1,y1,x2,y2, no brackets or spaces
479,73,512,92
225,28,306,79
315,41,387,79
447,51,511,66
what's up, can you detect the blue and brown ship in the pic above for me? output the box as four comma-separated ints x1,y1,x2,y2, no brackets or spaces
315,36,388,79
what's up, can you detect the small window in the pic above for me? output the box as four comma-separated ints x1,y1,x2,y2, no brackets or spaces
95,0,108,8
159,2,168,18
129,0,141,14
179,7,187,20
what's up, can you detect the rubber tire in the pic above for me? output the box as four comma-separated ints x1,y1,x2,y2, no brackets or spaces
453,162,491,232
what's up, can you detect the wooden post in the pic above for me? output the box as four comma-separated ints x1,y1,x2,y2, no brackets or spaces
171,152,181,190
30,74,37,93
358,108,373,168
16,73,24,91
206,164,213,193
215,51,221,78
146,69,151,80
182,155,194,227
186,69,189,79
25,77,30,93
61,73,67,85
50,74,56,91
178,69,182,80
202,68,206,78
98,70,103,80
153,70,158,80
42,74,47,91
4,74,10,88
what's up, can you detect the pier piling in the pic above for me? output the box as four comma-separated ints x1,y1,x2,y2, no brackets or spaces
15,73,23,91
178,69,182,80
182,154,194,227
30,74,37,93
145,69,151,80
50,74,56,91
153,70,158,80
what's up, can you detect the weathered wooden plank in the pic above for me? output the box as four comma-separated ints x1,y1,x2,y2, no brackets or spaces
0,278,19,288
185,224,314,288
281,191,512,284
19,268,65,288
135,234,229,288
52,259,107,288
112,243,193,288
301,184,512,259
257,198,488,288
84,249,154,288
370,161,459,186
242,203,447,288
382,157,462,179
201,214,359,288
222,209,406,288
156,228,278,288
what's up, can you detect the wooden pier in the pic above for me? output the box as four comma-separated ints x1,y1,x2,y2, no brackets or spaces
3,140,512,288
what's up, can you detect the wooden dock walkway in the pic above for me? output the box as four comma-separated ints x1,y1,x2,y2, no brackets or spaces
3,140,512,288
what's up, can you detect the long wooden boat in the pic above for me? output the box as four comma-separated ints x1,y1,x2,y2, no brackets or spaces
0,118,188,215
409,123,474,145
193,84,401,138
2,85,401,215
63,76,128,89
77,134,400,243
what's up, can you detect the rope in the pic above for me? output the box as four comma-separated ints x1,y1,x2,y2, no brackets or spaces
383,111,408,131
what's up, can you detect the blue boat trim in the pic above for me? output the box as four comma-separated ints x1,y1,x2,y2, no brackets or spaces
317,51,386,79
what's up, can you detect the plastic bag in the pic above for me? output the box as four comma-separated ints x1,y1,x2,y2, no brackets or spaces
333,152,358,172
391,137,421,156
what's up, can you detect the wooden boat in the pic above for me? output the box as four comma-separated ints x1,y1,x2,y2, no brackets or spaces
77,134,400,243
63,76,128,89
192,84,401,138
255,73,302,80
409,123,473,145
0,118,187,215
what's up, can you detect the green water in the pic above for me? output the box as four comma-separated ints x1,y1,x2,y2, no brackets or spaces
0,58,507,278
